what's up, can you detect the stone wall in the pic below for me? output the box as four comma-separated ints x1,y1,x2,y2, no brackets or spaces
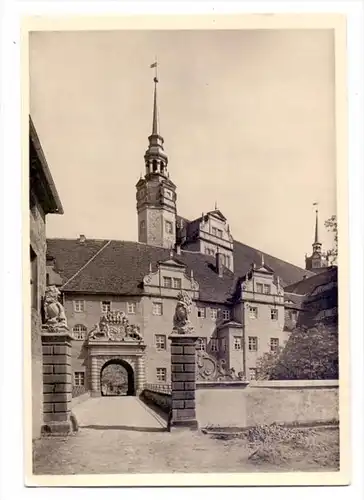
196,380,339,429
142,387,172,414
30,198,46,439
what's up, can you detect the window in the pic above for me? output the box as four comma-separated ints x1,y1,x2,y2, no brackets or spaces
165,221,173,234
172,278,182,289
74,300,84,313
30,246,38,310
101,301,111,313
73,324,87,340
152,302,163,316
74,372,85,386
163,276,172,288
156,368,167,382
210,308,219,320
155,335,166,351
270,338,279,352
221,338,226,352
212,227,223,239
210,338,218,352
248,336,258,352
226,255,231,268
256,283,263,293
289,310,298,320
196,337,207,351
264,284,271,294
271,309,278,320
127,302,136,314
139,220,146,237
249,306,258,319
222,310,231,321
249,368,257,380
197,307,206,318
233,337,242,350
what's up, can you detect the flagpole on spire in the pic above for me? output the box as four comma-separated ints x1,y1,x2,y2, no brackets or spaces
150,59,159,135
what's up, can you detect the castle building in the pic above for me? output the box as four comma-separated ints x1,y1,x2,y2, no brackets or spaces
44,75,337,395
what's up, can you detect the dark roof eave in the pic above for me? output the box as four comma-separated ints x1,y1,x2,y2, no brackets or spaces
29,116,64,215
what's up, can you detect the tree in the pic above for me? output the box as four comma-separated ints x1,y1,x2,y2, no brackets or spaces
255,324,338,380
324,215,338,265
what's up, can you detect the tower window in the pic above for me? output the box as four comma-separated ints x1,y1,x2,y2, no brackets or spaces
153,160,158,172
165,221,173,234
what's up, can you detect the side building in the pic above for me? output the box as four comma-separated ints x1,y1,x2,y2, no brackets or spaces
29,116,63,439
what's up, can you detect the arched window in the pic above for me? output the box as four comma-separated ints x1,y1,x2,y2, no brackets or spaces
153,160,158,172
73,324,87,340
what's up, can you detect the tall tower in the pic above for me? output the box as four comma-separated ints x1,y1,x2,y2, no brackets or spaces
136,67,177,248
305,206,328,272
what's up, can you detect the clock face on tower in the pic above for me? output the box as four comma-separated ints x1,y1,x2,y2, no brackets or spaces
164,189,173,200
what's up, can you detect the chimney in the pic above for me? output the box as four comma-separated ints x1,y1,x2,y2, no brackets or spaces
216,250,224,277
79,234,86,244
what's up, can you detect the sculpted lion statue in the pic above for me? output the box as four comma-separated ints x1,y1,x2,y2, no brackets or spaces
172,290,195,335
43,285,68,332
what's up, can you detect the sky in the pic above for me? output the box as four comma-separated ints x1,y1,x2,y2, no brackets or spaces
29,29,336,268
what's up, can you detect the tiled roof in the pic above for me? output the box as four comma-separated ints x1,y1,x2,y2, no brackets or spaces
284,266,337,296
46,237,312,304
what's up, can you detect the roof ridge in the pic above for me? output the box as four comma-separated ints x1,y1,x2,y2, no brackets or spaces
61,240,112,289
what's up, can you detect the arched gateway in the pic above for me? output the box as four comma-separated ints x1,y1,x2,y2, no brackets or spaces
100,359,135,396
87,311,146,397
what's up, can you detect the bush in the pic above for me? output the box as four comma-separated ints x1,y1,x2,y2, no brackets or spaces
256,323,338,380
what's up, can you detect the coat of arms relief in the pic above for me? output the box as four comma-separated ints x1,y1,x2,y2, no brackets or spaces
88,311,143,342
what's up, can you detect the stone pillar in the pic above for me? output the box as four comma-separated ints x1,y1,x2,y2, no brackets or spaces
90,356,100,397
168,334,198,431
41,331,74,434
136,353,146,395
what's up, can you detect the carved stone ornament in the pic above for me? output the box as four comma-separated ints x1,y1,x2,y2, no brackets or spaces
171,290,195,335
88,310,143,343
42,285,69,332
196,350,246,382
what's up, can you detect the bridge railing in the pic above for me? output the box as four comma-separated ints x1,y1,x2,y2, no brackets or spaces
144,383,171,395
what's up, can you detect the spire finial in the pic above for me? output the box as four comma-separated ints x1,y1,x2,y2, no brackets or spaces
150,59,159,135
261,252,265,267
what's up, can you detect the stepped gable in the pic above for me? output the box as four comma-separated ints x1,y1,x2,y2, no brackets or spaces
46,237,311,303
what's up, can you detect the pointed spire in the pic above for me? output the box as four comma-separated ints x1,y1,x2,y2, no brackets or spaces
314,208,319,244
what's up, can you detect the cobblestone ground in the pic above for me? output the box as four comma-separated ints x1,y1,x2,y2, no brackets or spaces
33,397,339,475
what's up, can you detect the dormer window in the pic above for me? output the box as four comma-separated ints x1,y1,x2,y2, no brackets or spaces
172,278,182,289
264,284,271,294
256,283,263,293
163,276,172,288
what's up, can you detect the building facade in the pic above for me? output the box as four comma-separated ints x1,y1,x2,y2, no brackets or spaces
29,116,63,438
44,77,338,396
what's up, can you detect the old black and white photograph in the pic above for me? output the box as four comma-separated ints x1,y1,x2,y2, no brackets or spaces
24,13,349,487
